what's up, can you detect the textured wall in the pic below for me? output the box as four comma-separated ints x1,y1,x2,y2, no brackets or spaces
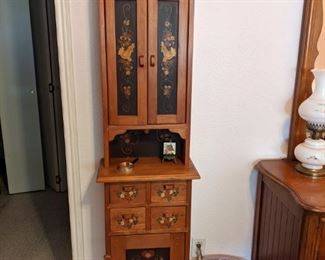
190,0,303,258
65,0,304,259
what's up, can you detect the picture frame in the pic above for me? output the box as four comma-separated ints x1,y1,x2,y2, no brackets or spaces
162,142,176,163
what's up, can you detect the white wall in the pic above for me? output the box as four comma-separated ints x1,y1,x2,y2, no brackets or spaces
65,0,304,259
191,0,304,258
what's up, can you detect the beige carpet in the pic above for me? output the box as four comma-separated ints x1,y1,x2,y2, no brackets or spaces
0,162,72,260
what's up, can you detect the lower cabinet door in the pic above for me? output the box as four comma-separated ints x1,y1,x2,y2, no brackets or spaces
110,233,185,260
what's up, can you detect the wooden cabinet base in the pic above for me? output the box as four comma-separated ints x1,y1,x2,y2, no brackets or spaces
99,176,198,260
252,159,325,259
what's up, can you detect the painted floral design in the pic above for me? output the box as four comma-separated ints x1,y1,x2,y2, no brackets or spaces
158,187,179,201
118,132,139,156
162,85,172,97
117,214,138,229
160,20,176,76
116,3,136,113
123,85,132,98
117,187,138,201
117,5,135,76
157,213,178,228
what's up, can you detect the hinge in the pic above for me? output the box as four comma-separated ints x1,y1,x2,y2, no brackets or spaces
56,175,61,184
49,83,54,93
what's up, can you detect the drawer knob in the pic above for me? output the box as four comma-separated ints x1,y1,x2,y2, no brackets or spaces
157,213,178,228
117,186,138,201
117,214,138,229
158,185,179,201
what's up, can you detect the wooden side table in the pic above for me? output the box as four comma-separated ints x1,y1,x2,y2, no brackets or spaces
252,159,325,259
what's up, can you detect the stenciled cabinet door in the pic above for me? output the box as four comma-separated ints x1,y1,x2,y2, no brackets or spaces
106,0,147,125
148,0,188,124
106,0,188,126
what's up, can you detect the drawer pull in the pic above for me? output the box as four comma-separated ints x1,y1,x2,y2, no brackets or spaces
117,186,138,201
158,185,179,201
157,213,178,228
117,214,138,229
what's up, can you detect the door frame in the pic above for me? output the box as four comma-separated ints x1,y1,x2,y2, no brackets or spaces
54,1,85,259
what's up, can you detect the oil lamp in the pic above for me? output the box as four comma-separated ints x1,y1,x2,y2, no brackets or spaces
294,69,325,177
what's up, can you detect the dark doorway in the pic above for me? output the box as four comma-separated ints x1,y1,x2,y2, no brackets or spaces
29,0,67,192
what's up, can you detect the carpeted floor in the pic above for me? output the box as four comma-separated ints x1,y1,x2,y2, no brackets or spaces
0,160,72,260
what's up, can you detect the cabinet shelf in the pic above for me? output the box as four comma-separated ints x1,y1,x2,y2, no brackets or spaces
97,157,200,183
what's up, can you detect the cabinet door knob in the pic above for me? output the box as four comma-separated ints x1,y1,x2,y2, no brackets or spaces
139,55,145,67
150,55,156,67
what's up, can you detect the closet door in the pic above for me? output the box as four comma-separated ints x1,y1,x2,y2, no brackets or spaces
148,0,188,124
106,0,147,125
0,0,45,194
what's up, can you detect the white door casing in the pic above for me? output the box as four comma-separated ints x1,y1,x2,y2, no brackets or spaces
54,1,85,259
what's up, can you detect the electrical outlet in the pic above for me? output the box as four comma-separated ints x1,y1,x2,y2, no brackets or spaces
191,238,206,258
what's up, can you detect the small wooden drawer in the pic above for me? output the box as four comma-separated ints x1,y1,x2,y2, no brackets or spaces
110,207,146,233
109,183,146,205
151,206,186,231
151,181,187,203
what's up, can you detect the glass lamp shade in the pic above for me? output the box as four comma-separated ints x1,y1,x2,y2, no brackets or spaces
294,69,325,177
298,69,325,130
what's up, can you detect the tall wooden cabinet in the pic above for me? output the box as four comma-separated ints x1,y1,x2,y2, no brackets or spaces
97,0,199,259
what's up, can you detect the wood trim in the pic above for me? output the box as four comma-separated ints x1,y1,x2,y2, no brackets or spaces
299,214,323,260
99,0,109,167
287,0,324,160
53,1,85,259
147,0,158,124
252,172,263,259
186,0,194,126
106,0,119,124
175,0,188,124
137,0,148,125
185,180,192,260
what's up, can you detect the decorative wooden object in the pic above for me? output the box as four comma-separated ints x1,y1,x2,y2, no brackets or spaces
253,1,325,259
253,160,325,259
97,0,199,259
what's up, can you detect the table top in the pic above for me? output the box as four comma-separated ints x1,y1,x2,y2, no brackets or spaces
257,159,325,213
